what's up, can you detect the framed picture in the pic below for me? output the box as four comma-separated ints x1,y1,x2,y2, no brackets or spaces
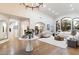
47,24,50,30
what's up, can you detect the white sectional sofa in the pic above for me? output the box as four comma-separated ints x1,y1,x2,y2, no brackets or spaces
38,31,79,48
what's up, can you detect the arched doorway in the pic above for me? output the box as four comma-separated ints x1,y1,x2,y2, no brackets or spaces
35,22,45,35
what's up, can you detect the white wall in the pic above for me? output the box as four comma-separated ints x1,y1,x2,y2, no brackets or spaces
56,13,79,21
16,9,54,29
24,9,54,32
0,9,55,32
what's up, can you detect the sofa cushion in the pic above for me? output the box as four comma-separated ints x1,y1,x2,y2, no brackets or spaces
38,30,52,38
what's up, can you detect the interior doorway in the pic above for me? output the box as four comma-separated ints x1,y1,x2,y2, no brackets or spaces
0,20,7,40
8,19,30,39
35,22,45,34
8,19,20,39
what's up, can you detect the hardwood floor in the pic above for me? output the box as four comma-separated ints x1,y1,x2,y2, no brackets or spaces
0,37,79,55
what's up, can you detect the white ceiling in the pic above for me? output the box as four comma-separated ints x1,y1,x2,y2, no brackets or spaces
0,3,79,18
40,3,79,18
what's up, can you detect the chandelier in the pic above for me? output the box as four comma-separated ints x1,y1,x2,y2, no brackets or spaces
20,3,43,10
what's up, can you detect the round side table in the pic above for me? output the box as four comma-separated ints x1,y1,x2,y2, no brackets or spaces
19,36,39,52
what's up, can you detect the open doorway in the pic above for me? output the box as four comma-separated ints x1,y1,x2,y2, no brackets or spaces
8,18,30,39
8,19,19,39
35,22,45,35
0,20,7,40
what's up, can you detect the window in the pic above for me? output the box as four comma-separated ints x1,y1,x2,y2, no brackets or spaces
61,17,71,31
73,18,79,31
56,17,72,32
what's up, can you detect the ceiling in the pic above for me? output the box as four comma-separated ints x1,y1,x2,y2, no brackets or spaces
0,3,79,18
40,3,79,18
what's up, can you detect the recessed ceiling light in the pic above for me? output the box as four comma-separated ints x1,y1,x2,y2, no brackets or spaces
70,4,73,7
71,8,74,10
70,7,74,11
48,8,51,11
52,10,55,13
54,12,59,15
